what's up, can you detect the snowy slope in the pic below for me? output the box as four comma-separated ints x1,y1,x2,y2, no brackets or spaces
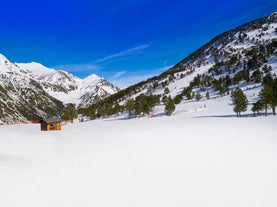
164,12,277,99
0,98,277,207
111,12,277,108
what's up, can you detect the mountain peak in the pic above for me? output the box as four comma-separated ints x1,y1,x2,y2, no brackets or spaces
17,62,55,76
82,74,102,84
0,53,8,61
0,54,12,68
84,73,101,80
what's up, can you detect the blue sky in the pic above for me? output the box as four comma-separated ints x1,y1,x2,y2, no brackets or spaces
0,0,277,88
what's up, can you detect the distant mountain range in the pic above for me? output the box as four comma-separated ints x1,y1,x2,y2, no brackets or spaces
0,56,119,122
17,62,119,108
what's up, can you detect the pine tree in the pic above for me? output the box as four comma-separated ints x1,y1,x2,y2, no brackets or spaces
230,88,248,117
105,103,113,117
259,78,277,116
89,109,97,120
205,91,210,100
162,95,169,104
174,95,182,104
125,99,135,117
61,103,78,122
165,96,175,116
251,69,263,83
195,92,201,101
113,103,121,116
272,78,277,115
135,94,150,116
251,100,264,116
164,87,170,94
259,85,273,116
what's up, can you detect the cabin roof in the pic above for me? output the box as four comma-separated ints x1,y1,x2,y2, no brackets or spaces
42,117,62,124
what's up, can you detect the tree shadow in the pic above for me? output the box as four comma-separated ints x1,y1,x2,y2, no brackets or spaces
193,113,254,118
102,115,137,121
153,112,166,117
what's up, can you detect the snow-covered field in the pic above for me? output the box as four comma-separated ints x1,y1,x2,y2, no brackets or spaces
0,98,277,207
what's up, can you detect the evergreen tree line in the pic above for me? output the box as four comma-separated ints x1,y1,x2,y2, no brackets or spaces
61,103,78,121
79,94,161,119
75,39,277,119
63,73,277,120
181,62,274,101
252,75,277,116
230,74,277,117
125,94,160,117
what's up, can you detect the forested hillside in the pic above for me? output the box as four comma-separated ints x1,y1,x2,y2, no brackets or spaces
81,12,277,118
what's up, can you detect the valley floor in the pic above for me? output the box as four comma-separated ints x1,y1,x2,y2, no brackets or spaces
0,99,277,207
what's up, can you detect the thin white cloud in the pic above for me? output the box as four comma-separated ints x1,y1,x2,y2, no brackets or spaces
106,61,173,89
156,64,174,73
109,65,173,89
113,70,126,79
110,74,154,89
95,44,150,63
54,63,102,72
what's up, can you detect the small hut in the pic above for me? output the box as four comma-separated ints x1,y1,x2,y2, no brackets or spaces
41,117,62,131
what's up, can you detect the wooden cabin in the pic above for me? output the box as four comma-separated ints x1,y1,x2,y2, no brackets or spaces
41,118,62,131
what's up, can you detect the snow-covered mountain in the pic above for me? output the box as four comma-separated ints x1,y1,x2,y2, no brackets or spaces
18,62,120,108
97,12,277,113
0,57,119,123
0,55,64,123
79,74,120,108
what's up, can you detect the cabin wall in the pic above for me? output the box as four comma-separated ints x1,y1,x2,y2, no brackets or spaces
41,122,62,131
54,122,62,130
41,122,48,131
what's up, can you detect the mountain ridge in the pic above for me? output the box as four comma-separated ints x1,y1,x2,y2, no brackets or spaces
167,11,277,74
82,12,277,118
17,62,120,107
0,56,120,122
